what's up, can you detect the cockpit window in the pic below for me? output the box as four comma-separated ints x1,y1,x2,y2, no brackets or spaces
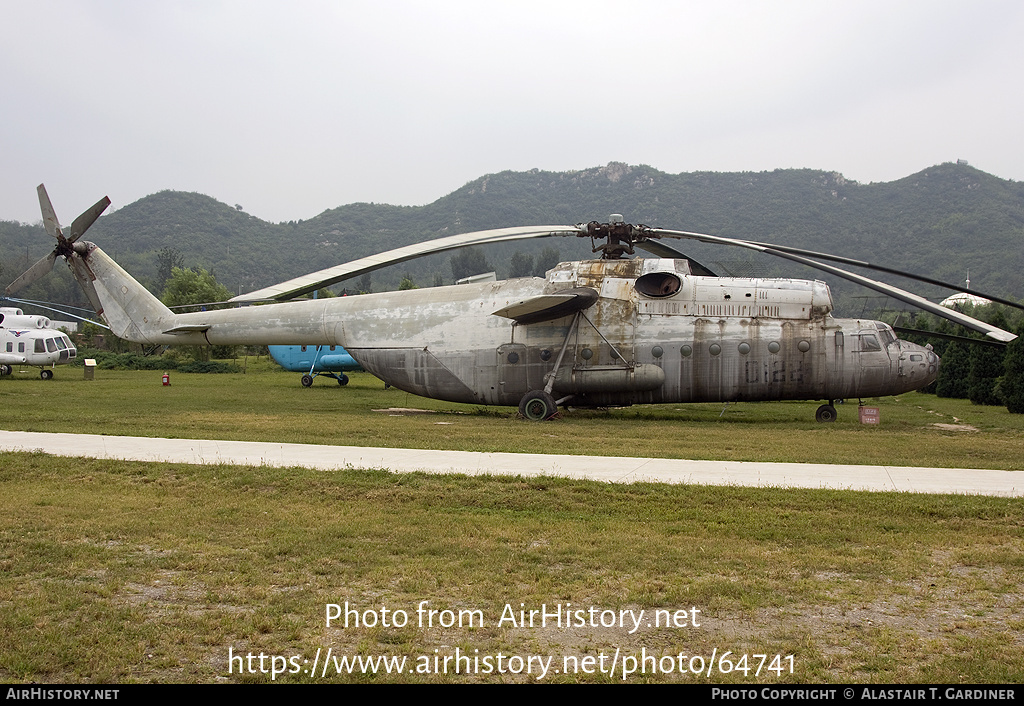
861,334,881,352
45,338,58,353
54,337,67,350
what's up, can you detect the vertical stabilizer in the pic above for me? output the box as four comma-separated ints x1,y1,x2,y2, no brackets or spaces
69,242,177,344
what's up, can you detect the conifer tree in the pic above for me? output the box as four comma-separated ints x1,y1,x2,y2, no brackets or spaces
935,341,970,398
1002,324,1024,413
967,310,1008,406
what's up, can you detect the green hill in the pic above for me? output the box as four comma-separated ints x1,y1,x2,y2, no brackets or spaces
2,162,1022,315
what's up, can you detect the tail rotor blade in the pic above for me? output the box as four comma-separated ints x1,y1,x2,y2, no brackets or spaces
5,251,57,296
69,196,111,242
37,184,62,238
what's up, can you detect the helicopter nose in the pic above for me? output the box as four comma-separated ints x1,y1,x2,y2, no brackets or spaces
900,341,940,389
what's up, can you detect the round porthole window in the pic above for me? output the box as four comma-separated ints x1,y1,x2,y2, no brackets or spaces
507,351,519,364
768,341,780,354
738,342,750,355
798,340,810,353
709,343,722,356
652,346,664,358
681,345,692,357
581,348,594,360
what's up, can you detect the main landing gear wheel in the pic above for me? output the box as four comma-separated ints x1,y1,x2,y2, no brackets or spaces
519,390,558,421
815,403,837,423
301,374,314,387
338,374,349,386
40,369,54,380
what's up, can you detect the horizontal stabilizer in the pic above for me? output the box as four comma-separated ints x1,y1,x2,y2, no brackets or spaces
161,324,212,334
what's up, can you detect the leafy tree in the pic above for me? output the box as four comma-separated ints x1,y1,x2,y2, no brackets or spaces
156,247,185,292
450,248,492,281
161,267,234,360
1000,324,1024,413
509,251,534,278
161,267,232,312
398,274,418,290
533,246,561,277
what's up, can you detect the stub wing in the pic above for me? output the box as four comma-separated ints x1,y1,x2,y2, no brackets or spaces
492,287,599,325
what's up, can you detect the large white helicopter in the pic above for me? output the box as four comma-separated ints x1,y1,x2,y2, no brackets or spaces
7,185,1019,420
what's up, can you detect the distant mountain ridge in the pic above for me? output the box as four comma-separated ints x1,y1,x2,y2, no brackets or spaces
2,162,1022,312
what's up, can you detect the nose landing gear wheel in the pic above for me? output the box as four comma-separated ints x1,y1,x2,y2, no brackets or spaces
40,369,54,380
519,390,558,421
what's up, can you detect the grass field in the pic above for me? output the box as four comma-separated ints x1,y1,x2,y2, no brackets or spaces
1,363,1023,683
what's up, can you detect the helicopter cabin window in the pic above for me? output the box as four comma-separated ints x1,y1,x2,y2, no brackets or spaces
835,332,844,348
860,334,882,352
18,342,25,353
5,342,11,352
875,325,896,346
635,272,682,298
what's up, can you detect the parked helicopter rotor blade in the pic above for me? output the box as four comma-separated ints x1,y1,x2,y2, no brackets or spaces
650,227,1017,343
68,195,112,242
6,185,112,296
231,224,582,302
37,184,63,238
727,238,1023,313
5,251,56,296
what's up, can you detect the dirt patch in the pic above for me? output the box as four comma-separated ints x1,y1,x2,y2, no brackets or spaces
931,423,979,432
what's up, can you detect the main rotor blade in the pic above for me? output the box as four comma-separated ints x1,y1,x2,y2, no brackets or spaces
232,224,581,302
5,251,57,296
37,184,62,238
68,196,111,242
651,228,1017,343
736,238,1024,313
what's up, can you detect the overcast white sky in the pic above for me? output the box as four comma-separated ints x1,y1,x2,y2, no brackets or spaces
2,0,1022,225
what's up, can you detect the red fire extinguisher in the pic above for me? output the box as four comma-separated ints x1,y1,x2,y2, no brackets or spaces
162,372,170,386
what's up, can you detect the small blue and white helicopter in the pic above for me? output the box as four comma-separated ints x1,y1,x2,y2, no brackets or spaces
268,344,360,387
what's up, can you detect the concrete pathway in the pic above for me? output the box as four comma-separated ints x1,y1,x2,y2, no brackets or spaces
1,429,1022,497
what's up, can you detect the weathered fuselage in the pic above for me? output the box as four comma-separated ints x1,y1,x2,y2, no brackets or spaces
72,244,939,409
332,258,939,407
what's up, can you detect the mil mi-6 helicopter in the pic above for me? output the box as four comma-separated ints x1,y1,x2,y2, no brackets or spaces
8,185,1019,421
